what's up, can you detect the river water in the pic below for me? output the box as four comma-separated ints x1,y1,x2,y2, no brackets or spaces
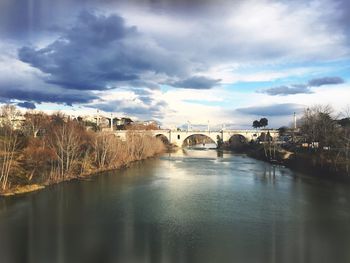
1,149,350,263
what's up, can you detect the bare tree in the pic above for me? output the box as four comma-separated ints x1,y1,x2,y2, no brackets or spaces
0,104,21,127
94,132,115,168
341,104,350,119
126,131,164,161
23,111,49,137
0,105,22,190
0,125,19,190
45,120,85,181
340,105,350,173
299,105,340,148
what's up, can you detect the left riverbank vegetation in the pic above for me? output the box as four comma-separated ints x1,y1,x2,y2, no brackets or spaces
0,105,165,195
223,105,350,178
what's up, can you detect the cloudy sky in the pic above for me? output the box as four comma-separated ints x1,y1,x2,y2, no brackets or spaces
0,0,349,129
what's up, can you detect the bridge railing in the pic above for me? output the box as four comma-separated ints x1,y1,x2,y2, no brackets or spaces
113,129,279,133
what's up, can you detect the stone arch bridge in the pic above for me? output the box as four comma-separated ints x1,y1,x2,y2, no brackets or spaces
113,129,279,147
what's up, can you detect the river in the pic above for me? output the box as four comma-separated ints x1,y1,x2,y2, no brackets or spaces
1,149,350,263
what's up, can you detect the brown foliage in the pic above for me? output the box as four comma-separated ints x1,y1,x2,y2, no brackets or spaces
125,123,159,130
0,126,20,190
94,132,126,169
0,105,166,192
21,138,56,182
94,131,165,170
45,120,88,181
126,131,165,161
23,111,49,137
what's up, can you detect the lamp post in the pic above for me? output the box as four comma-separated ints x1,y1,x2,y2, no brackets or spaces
110,113,113,131
292,112,296,143
96,109,100,127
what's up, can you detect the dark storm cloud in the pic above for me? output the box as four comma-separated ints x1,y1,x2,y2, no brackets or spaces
236,103,304,116
337,0,350,46
259,84,312,96
65,11,137,46
0,86,98,105
18,11,188,92
307,77,345,87
1,0,349,123
0,0,80,39
172,76,221,89
126,80,160,90
131,88,154,96
18,12,138,90
92,100,166,119
17,101,36,109
0,0,236,37
2,10,177,110
0,43,100,106
0,0,44,37
259,76,345,96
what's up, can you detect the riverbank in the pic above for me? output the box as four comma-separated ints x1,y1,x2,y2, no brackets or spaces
1,144,179,197
0,152,164,197
222,143,350,182
0,184,45,196
0,117,166,197
283,152,350,181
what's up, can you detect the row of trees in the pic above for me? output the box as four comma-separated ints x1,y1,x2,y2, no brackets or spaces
252,118,268,129
298,105,350,148
0,105,165,192
299,105,337,147
246,106,350,175
294,105,350,174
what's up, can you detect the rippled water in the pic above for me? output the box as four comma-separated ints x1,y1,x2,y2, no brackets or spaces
1,150,350,263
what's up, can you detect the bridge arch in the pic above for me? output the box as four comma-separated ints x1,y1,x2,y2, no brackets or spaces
223,132,253,142
227,134,249,149
155,134,170,145
182,133,218,148
229,134,248,143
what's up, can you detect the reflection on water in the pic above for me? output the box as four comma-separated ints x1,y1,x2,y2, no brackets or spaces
1,150,350,263
184,143,217,150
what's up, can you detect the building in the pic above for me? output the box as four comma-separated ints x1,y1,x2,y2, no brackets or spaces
0,114,26,130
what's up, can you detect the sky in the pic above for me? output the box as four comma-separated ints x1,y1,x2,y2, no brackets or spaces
0,0,350,129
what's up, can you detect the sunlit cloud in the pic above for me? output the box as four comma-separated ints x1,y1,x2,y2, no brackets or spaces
0,0,349,128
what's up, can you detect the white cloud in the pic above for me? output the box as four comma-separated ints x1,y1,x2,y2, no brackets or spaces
1,0,349,129
118,0,348,68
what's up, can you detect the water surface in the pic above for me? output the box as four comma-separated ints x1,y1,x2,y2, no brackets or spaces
1,150,350,263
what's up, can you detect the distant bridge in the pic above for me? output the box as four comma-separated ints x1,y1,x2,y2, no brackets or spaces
113,129,279,147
